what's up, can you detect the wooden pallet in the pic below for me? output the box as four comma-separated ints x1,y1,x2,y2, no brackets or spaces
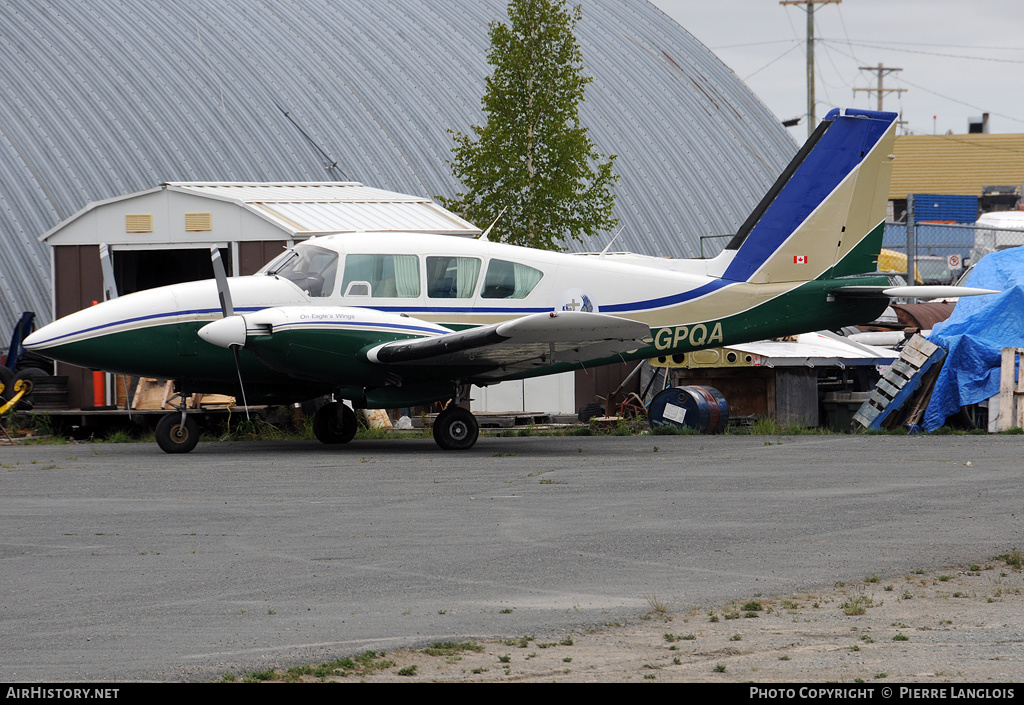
854,334,947,430
995,347,1024,431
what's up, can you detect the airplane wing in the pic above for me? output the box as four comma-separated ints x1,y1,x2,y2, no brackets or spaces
365,311,651,377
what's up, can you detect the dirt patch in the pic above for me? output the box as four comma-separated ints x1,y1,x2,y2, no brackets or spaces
233,553,1024,683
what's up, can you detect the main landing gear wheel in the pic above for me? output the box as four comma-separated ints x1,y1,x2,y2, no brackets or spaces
313,401,357,445
432,406,479,450
155,413,200,454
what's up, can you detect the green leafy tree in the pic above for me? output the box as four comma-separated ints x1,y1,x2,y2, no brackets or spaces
441,0,618,250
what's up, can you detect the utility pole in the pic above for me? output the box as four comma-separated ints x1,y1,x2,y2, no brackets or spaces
780,0,841,138
853,63,907,111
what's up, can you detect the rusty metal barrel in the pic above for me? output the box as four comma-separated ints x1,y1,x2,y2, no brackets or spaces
648,385,729,434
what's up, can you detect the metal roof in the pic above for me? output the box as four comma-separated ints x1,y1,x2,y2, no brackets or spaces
166,182,481,236
0,0,796,333
40,181,482,242
890,134,1024,200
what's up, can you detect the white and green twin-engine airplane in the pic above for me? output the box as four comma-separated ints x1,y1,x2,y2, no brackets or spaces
24,109,988,452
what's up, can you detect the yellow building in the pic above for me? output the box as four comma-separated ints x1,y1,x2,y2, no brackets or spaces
890,133,1024,201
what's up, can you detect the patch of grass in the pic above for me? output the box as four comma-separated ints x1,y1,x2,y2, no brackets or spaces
841,595,874,616
994,549,1023,570
421,641,484,657
741,600,763,612
500,636,534,649
650,424,700,435
713,663,727,673
893,633,909,641
244,668,280,682
644,594,673,620
299,650,395,679
397,665,417,676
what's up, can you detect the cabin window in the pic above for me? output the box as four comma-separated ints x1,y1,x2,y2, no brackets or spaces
266,245,338,297
481,259,543,299
426,256,481,298
341,254,420,298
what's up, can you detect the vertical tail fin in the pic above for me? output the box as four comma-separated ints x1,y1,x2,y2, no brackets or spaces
721,108,897,283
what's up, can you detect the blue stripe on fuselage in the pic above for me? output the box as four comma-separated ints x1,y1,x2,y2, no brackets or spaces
29,307,264,347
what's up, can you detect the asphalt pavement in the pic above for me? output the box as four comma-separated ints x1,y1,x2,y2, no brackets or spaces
1,433,1021,681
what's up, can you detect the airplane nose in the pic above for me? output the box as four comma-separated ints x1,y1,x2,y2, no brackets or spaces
22,328,46,350
18,287,182,371
198,316,247,348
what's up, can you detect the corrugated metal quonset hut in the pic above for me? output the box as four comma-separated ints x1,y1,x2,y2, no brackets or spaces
0,0,797,342
40,181,481,407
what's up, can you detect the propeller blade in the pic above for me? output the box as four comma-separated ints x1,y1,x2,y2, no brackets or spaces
210,246,233,318
209,247,248,420
231,345,250,421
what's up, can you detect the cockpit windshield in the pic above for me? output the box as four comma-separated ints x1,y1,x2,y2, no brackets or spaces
264,245,338,297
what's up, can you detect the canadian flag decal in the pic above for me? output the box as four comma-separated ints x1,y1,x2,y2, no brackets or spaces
793,255,808,264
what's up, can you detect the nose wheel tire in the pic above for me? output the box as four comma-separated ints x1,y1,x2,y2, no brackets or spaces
155,413,200,454
313,401,358,444
432,406,479,450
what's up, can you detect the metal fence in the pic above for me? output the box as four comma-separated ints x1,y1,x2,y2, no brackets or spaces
883,219,1024,285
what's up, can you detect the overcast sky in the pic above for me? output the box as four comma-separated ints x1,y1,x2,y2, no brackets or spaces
646,0,1024,139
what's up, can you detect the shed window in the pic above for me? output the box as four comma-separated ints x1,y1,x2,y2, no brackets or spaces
125,214,153,233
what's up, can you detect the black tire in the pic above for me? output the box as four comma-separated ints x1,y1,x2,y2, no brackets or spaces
577,401,604,423
432,406,479,450
0,366,14,402
313,401,357,444
155,413,200,454
12,367,49,397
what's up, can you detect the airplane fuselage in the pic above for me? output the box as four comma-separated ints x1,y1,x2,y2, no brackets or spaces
28,232,888,407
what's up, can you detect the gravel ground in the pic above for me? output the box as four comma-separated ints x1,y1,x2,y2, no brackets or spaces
234,553,1024,683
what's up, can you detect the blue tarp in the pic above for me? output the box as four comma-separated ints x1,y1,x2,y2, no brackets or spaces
924,247,1024,431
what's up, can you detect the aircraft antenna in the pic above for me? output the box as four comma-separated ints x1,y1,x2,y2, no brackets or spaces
600,224,627,257
479,207,508,240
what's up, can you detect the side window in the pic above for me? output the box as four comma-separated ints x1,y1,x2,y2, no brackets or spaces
268,245,338,297
426,256,481,298
341,254,420,298
481,259,544,299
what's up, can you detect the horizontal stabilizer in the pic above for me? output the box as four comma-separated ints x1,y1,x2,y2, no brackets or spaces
832,285,999,299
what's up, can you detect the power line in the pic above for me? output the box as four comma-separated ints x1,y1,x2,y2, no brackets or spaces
820,39,1024,64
